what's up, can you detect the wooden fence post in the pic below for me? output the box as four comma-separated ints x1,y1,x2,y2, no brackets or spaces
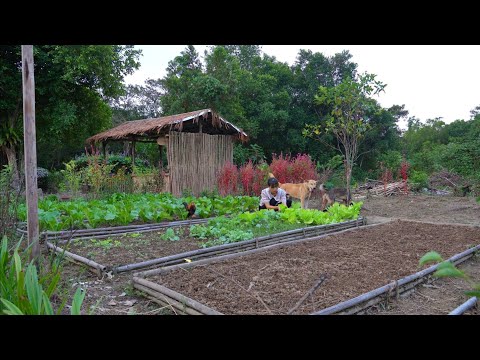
22,45,40,261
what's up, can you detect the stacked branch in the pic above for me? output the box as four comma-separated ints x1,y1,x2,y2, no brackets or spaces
354,181,408,197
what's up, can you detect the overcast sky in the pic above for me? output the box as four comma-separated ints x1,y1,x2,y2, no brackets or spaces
124,45,480,129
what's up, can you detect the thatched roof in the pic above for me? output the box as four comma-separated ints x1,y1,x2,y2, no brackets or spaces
86,108,248,145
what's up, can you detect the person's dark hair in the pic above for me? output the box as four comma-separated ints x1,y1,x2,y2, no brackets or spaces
267,177,279,187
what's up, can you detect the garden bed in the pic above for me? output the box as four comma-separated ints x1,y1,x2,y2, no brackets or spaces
133,220,480,315
47,218,365,275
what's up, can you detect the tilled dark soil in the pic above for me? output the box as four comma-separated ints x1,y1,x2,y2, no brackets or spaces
63,226,203,269
150,219,480,315
359,194,480,225
366,255,480,315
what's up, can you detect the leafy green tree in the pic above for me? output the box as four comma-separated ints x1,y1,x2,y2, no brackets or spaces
290,49,358,164
305,73,386,202
0,45,141,175
357,104,404,173
159,45,204,114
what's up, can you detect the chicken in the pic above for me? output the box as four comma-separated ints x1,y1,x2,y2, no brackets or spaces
183,202,196,218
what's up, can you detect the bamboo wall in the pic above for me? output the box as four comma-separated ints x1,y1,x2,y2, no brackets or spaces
167,132,233,196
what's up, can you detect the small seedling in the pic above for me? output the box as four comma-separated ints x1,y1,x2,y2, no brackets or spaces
160,228,180,241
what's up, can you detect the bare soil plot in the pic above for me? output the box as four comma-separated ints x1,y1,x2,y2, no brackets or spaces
57,195,480,315
63,226,203,269
366,254,480,315
147,220,480,315
359,194,480,225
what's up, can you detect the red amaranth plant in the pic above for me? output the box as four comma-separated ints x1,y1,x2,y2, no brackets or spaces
270,153,291,183
217,162,239,196
252,166,269,196
291,153,317,182
239,160,255,196
379,162,393,196
399,156,410,194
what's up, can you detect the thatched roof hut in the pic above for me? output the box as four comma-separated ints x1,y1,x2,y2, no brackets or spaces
85,109,248,196
85,108,248,145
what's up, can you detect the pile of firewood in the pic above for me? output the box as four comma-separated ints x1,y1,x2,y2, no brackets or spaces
354,180,408,197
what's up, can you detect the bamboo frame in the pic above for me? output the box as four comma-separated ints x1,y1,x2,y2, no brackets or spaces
44,215,365,276
132,221,480,315
448,297,478,315
117,217,365,274
312,243,480,315
46,241,107,278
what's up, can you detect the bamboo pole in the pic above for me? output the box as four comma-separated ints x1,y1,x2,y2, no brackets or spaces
43,217,212,239
312,243,480,315
133,277,222,315
133,283,203,315
46,241,107,277
287,274,327,315
448,297,477,315
22,45,40,262
124,218,365,274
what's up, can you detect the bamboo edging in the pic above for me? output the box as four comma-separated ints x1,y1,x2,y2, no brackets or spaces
133,277,222,315
121,217,365,274
311,243,480,315
17,217,212,242
448,297,478,315
46,241,107,278
132,221,480,315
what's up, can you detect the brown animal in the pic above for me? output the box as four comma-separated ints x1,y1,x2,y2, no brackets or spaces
269,173,317,209
319,184,349,211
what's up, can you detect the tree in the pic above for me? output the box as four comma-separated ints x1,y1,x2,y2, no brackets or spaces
304,73,386,203
159,45,204,115
0,45,141,173
290,49,358,164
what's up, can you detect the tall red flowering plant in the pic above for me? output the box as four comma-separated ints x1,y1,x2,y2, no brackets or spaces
217,161,239,196
399,156,410,194
239,160,255,196
291,153,317,182
269,153,291,183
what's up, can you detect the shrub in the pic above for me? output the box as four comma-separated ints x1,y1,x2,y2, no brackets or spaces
409,170,429,190
239,160,255,196
0,236,86,315
0,166,22,239
45,171,64,194
291,153,317,182
270,153,291,183
217,162,239,196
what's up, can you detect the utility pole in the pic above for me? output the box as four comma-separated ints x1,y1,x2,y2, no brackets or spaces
22,45,40,261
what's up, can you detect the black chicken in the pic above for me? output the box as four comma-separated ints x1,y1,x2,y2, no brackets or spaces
183,202,196,218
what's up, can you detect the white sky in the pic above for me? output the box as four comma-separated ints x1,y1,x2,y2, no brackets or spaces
124,45,480,129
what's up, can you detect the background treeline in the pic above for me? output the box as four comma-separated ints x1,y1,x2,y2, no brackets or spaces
1,45,479,192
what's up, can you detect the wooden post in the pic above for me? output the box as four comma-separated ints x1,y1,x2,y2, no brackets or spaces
102,141,106,158
132,140,136,171
158,145,163,170
22,45,40,261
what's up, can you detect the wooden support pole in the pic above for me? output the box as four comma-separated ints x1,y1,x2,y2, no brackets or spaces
158,145,163,170
21,45,41,261
102,141,107,159
132,140,136,170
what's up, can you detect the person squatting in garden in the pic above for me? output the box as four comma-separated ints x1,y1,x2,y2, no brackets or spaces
259,177,292,211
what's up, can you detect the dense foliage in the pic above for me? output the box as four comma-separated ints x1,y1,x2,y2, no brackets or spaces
17,193,260,231
1,45,479,195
